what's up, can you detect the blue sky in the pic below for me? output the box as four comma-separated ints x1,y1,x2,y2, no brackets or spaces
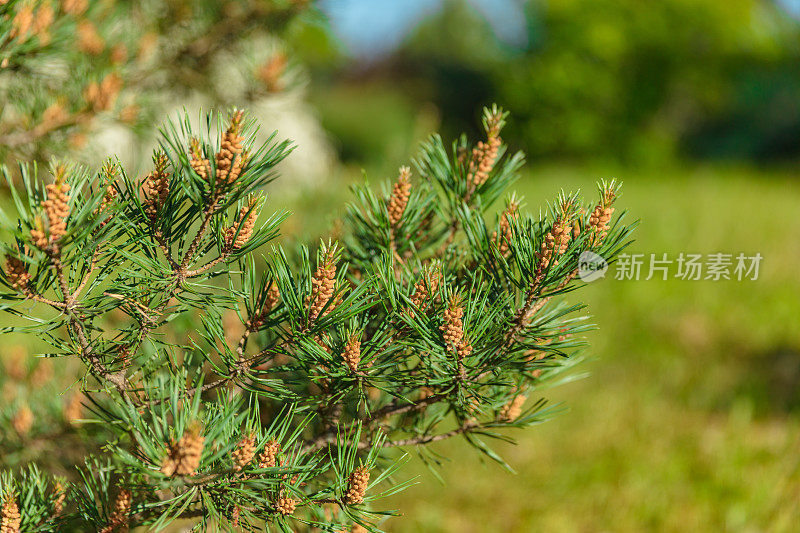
317,0,528,59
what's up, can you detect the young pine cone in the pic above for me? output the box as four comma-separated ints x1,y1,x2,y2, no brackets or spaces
344,466,370,505
95,163,119,226
4,255,30,292
161,426,204,476
0,493,21,533
588,181,618,243
188,137,211,180
223,196,261,251
467,108,504,190
492,198,519,256
342,333,361,373
500,393,527,422
250,282,280,328
440,293,465,348
42,167,71,243
215,111,246,187
275,495,296,516
99,489,131,533
258,439,280,469
232,432,256,471
535,203,574,277
307,244,338,322
142,153,170,222
52,481,66,516
387,166,411,227
407,264,441,315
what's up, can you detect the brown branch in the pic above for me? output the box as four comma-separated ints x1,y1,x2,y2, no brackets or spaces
51,251,128,395
184,254,227,277
153,229,178,270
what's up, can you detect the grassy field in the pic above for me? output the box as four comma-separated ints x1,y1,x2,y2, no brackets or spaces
342,164,800,532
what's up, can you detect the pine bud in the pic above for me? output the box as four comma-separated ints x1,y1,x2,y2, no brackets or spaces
4,255,30,293
232,432,256,471
30,216,47,250
52,481,66,516
343,466,370,505
251,282,280,328
258,439,280,468
407,264,441,315
215,111,246,188
440,293,465,349
99,489,131,533
342,333,361,373
95,162,119,226
161,425,204,476
387,166,411,227
307,244,338,322
588,180,619,244
534,198,575,281
492,197,519,256
0,492,21,533
41,166,70,244
188,137,211,180
500,393,526,421
275,495,296,516
142,152,170,222
466,108,504,190
231,505,240,527
223,196,261,251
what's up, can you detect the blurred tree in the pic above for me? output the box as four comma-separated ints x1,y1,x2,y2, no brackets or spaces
325,0,800,163
0,0,314,166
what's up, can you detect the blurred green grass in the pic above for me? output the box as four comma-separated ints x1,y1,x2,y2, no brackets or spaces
262,161,798,532
357,163,800,532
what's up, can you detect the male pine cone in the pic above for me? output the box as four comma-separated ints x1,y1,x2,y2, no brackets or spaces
232,432,256,471
161,426,204,476
387,166,411,227
0,494,21,533
344,466,370,505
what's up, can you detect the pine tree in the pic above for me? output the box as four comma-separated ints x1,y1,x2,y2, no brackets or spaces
0,106,633,531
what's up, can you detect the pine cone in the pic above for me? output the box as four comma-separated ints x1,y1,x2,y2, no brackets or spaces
161,425,204,476
275,495,296,516
4,255,30,292
258,439,280,469
387,166,411,227
307,244,337,322
232,432,256,471
0,494,21,533
142,153,170,222
215,111,246,187
343,466,370,505
342,333,361,373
